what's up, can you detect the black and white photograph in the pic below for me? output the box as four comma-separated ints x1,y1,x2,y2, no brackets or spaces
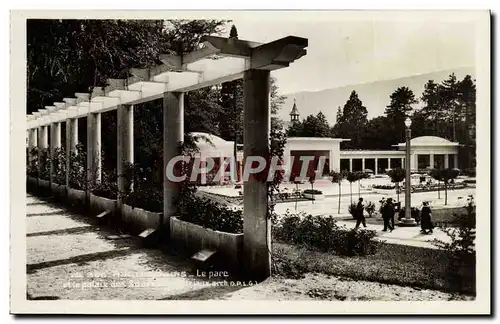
9,10,491,314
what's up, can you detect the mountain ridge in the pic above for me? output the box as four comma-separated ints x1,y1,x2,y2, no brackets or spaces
279,66,475,125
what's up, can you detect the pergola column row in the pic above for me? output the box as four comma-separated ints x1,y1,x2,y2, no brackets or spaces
26,34,308,282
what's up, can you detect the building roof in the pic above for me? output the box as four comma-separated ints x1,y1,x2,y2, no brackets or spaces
394,136,460,147
188,132,233,149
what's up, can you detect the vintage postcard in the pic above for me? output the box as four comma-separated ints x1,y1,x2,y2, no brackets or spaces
10,10,491,314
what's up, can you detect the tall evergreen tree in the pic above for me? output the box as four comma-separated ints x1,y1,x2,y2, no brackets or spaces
334,90,368,148
440,73,461,141
385,86,418,143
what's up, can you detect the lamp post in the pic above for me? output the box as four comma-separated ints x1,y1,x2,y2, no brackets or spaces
400,117,417,226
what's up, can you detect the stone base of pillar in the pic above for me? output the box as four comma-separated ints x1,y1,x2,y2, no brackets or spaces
398,218,418,227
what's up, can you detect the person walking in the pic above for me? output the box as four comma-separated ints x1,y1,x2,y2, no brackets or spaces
378,197,386,217
354,197,367,229
420,201,433,234
382,198,395,232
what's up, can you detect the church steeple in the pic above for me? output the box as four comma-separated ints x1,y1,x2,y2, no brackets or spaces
290,98,300,122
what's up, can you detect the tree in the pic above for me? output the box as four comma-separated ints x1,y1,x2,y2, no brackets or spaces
385,87,418,143
346,172,359,204
387,168,406,203
457,75,476,168
330,171,345,214
333,91,368,149
287,112,332,138
440,74,461,142
429,168,460,205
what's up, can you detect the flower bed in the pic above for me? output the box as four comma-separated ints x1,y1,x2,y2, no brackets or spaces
177,194,243,234
302,189,325,200
170,216,243,269
372,184,395,190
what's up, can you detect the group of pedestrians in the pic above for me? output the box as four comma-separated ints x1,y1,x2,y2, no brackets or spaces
353,197,434,234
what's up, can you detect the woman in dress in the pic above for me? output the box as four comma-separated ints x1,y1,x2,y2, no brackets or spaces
420,201,433,234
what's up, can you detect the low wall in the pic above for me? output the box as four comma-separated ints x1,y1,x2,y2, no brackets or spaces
89,194,117,215
121,204,162,232
27,176,38,188
38,179,50,191
67,187,86,206
170,216,243,269
50,182,66,199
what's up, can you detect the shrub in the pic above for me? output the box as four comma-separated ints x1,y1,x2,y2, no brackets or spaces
348,203,357,219
303,189,323,195
398,207,421,223
273,211,378,256
372,184,395,190
26,147,39,177
91,170,118,200
52,148,66,185
462,168,476,177
432,198,476,294
68,143,87,190
38,148,50,181
124,187,163,212
365,201,376,217
177,193,243,234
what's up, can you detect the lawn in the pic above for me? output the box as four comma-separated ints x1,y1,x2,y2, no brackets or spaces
272,241,476,296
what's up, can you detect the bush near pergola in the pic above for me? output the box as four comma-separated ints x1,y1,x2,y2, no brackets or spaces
387,168,406,203
429,168,460,205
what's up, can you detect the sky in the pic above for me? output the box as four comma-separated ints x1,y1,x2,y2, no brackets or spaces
228,11,479,95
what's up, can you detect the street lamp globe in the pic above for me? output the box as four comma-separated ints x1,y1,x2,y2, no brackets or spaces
404,117,412,128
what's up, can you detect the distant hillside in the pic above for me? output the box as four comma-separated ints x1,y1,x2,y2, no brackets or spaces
279,67,475,125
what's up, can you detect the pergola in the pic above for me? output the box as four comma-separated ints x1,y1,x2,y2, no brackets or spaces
25,35,308,280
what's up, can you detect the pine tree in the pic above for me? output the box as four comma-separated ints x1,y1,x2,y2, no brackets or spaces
385,86,418,143
335,91,368,148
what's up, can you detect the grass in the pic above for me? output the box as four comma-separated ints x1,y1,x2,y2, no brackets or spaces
272,241,475,296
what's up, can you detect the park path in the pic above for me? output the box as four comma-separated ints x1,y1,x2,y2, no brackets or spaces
25,193,460,301
26,194,242,300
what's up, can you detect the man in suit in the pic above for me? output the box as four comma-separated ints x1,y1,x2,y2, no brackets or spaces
354,197,367,229
382,198,395,232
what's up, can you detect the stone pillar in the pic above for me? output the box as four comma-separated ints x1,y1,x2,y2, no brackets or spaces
87,113,102,190
349,158,353,172
28,128,37,167
163,92,184,229
374,158,378,175
429,153,435,169
401,157,404,170
361,158,365,172
117,105,134,208
65,119,78,188
49,122,61,184
444,154,449,168
454,154,459,169
388,158,391,170
243,69,271,281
